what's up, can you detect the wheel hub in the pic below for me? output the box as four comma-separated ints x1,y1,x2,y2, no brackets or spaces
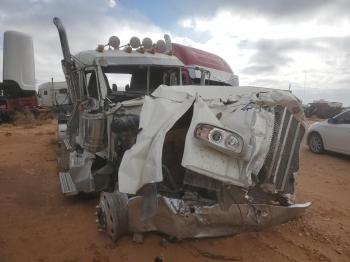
95,191,129,241
310,136,321,151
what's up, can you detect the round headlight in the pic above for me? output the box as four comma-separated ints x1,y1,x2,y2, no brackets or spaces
156,40,166,53
210,130,223,143
108,36,120,49
142,37,153,49
226,135,240,148
130,36,141,48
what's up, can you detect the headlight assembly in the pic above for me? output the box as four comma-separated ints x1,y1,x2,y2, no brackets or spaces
195,123,244,155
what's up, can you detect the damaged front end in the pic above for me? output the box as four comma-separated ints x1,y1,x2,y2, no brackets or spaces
96,85,310,241
52,17,309,241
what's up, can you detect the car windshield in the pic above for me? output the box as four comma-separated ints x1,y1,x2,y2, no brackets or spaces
102,65,181,94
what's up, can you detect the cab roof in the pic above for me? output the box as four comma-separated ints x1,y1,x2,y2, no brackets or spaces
172,43,233,73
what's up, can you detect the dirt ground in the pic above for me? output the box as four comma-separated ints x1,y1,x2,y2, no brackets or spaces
0,120,349,262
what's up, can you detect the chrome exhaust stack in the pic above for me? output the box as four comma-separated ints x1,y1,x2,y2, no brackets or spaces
53,17,72,62
53,17,80,147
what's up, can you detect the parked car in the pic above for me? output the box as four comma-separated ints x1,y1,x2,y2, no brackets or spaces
308,110,350,155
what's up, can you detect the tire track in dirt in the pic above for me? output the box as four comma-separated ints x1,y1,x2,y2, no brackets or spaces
258,228,333,262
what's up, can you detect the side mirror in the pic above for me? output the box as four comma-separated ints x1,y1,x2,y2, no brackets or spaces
328,117,337,124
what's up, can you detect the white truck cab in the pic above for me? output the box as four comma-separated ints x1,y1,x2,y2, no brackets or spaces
53,17,310,242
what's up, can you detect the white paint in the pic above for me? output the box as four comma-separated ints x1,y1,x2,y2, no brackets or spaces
3,31,35,91
118,85,305,194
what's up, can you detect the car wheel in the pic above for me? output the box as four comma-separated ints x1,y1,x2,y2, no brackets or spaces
308,132,324,154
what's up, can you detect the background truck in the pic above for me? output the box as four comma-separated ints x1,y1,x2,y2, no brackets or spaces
37,80,70,114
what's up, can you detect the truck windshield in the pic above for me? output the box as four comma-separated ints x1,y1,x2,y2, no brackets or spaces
102,65,180,94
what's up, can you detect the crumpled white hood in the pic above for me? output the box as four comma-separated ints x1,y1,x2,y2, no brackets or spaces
118,85,304,194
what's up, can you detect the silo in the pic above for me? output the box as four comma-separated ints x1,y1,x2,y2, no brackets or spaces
3,31,35,92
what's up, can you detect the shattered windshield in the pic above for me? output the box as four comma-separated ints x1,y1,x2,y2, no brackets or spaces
102,65,181,94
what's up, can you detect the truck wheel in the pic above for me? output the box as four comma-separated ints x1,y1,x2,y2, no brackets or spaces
96,191,129,241
308,133,324,154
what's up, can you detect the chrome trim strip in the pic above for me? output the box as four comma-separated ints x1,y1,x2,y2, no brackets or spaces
281,122,301,190
273,114,293,184
267,107,287,180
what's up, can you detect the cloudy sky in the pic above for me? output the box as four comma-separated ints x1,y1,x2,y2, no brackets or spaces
1,0,350,105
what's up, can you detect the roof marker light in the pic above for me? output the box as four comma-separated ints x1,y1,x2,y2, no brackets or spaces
137,47,145,54
108,36,120,49
149,44,156,54
124,45,132,53
96,44,105,52
130,36,141,48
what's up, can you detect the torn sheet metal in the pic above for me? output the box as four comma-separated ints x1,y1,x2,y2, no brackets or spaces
128,196,311,239
118,95,194,194
118,85,305,195
181,95,274,188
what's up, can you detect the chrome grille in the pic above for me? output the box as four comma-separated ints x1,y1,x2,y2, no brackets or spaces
259,106,305,193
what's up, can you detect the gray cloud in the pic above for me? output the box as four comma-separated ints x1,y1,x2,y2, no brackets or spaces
238,37,350,76
293,87,350,106
105,0,116,8
218,0,332,20
239,39,299,75
239,38,324,53
176,0,350,105
239,76,350,106
0,0,164,83
177,0,350,22
241,65,279,75
1,0,350,106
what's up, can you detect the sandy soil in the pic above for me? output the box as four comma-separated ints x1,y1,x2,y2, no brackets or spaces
0,120,349,262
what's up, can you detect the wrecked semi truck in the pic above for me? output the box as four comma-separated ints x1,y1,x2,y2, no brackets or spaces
54,17,310,241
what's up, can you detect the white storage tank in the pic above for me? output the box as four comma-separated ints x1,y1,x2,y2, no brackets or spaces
3,31,35,91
